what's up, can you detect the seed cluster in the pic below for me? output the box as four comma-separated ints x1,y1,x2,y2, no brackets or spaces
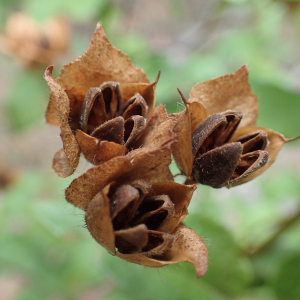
44,24,297,277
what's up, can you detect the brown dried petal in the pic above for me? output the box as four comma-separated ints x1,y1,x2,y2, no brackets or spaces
157,224,209,278
44,66,80,177
122,93,148,120
85,189,116,255
189,65,258,127
90,116,125,144
57,24,149,92
76,129,128,165
124,115,147,148
229,150,269,187
231,127,300,185
46,86,87,129
193,142,243,188
151,182,197,232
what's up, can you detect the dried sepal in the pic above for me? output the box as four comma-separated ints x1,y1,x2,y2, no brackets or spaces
189,101,207,133
44,66,80,177
59,23,148,92
169,90,207,177
170,90,194,176
85,188,116,255
189,65,258,127
52,149,74,178
65,156,132,210
76,130,128,165
158,224,209,278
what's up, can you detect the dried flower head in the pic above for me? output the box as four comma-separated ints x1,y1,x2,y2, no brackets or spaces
171,66,299,188
64,123,208,277
0,12,69,67
45,24,160,177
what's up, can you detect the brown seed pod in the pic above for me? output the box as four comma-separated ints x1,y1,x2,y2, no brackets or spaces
44,24,161,177
170,66,299,187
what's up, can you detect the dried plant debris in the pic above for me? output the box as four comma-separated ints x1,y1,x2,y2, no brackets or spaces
45,24,160,177
44,24,299,277
0,12,69,67
0,163,18,189
170,66,299,188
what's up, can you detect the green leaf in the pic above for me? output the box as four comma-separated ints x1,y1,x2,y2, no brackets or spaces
102,252,228,300
5,70,48,131
251,80,300,138
185,214,254,296
22,0,109,22
273,254,300,299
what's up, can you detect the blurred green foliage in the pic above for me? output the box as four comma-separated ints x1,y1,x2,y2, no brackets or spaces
1,0,300,299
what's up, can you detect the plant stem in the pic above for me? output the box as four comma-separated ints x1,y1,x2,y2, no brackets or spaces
247,207,300,256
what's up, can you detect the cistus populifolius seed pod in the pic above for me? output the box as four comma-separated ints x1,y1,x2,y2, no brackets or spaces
44,24,160,177
170,66,299,188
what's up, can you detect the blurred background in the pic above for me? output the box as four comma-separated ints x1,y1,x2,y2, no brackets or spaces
1,0,300,299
